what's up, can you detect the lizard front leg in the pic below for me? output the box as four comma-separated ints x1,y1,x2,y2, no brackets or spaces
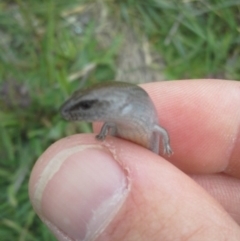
96,122,117,141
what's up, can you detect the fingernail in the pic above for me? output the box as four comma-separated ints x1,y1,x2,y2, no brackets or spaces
31,145,129,241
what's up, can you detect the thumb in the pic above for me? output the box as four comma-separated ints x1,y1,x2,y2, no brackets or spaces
29,134,240,241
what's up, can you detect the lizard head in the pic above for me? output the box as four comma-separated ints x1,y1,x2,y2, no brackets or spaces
60,83,133,122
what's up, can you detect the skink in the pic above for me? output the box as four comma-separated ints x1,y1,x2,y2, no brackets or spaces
60,82,173,156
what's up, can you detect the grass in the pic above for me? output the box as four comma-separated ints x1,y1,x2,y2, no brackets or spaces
0,0,239,240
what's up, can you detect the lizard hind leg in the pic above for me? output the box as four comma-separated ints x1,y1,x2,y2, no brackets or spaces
149,131,160,154
153,125,173,156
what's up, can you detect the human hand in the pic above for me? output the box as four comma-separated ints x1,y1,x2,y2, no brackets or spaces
29,80,240,241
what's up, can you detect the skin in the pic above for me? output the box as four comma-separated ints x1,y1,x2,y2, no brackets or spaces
29,80,240,241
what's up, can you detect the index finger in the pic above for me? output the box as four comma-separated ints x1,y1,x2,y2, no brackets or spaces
142,79,240,177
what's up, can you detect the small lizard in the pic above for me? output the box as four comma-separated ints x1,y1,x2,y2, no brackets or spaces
60,82,173,156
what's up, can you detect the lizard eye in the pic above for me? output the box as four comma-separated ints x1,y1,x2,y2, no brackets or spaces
74,100,97,110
